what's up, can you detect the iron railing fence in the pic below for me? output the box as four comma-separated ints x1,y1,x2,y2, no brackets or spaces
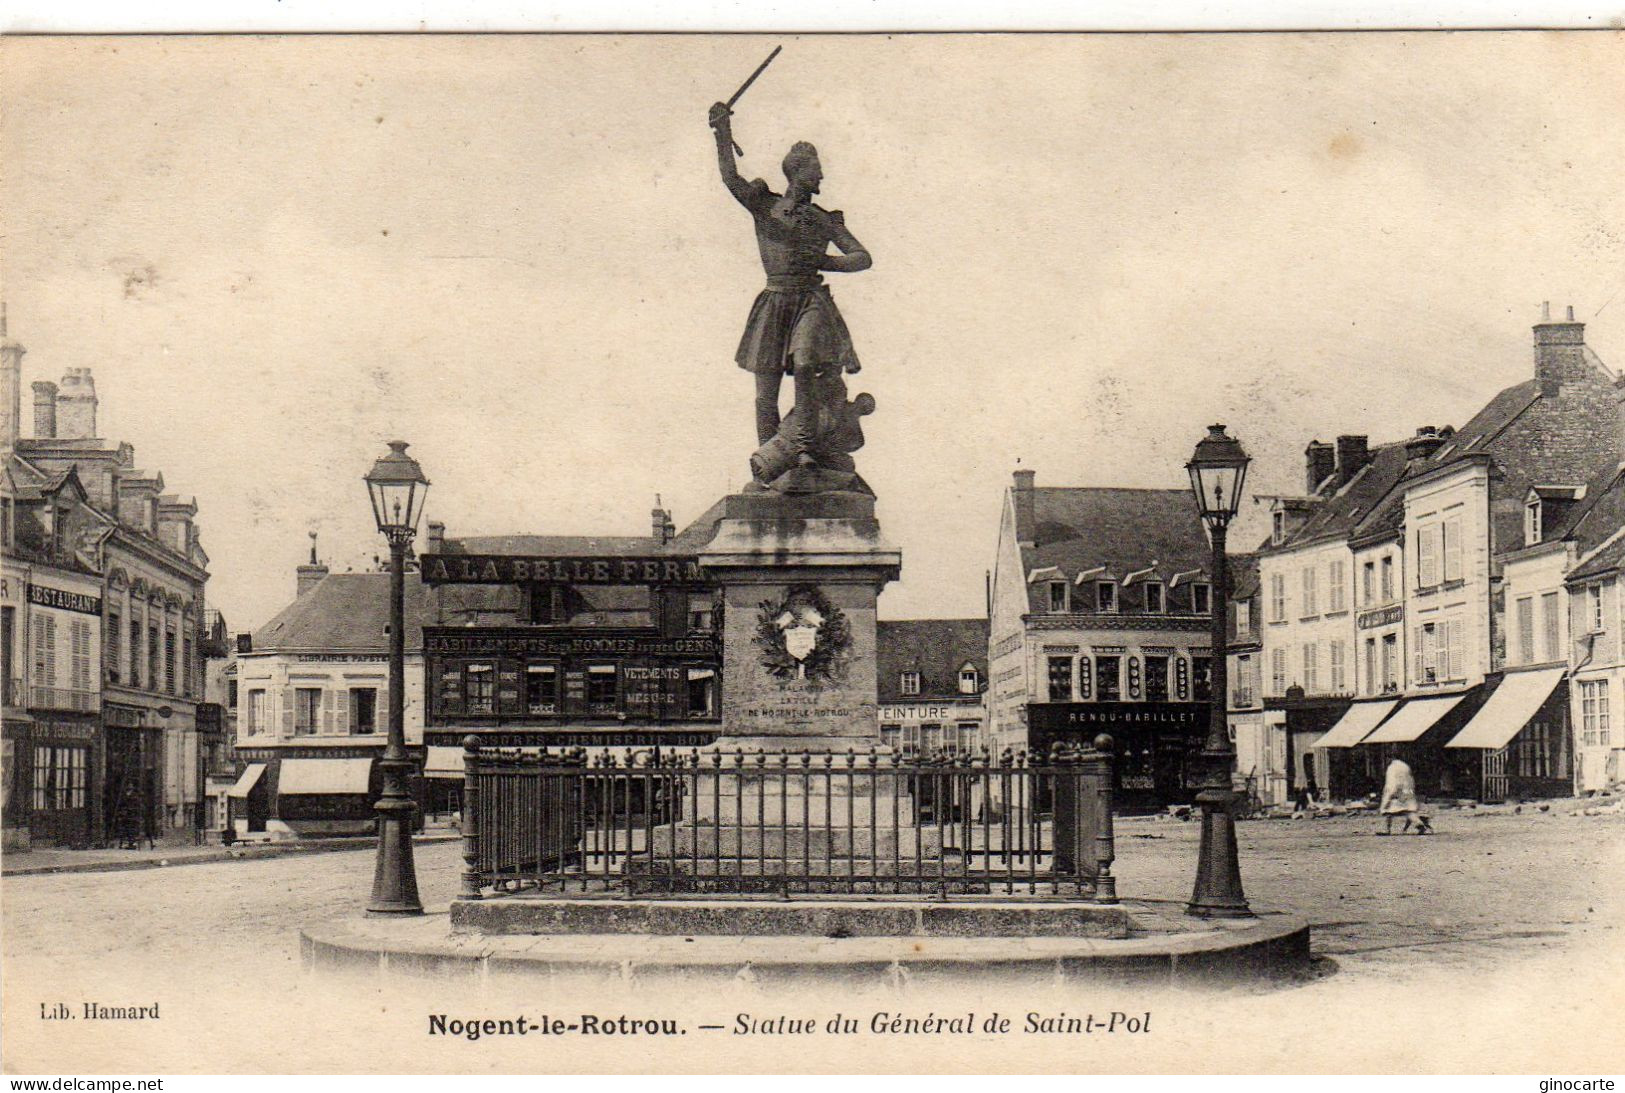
30,684,100,712
458,736,1116,902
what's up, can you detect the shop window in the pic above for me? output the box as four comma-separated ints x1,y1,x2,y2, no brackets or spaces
32,745,86,811
1192,655,1212,703
1144,655,1169,701
349,688,378,735
294,688,322,735
958,665,979,694
922,723,943,752
686,667,716,717
1047,656,1073,701
688,595,715,633
901,724,921,753
881,724,901,750
586,664,618,712
525,664,559,714
957,722,979,751
900,671,921,696
1096,656,1121,701
1580,680,1611,746
464,663,496,715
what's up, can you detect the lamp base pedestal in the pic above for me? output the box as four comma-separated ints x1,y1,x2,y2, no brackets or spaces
367,766,423,916
1186,784,1252,919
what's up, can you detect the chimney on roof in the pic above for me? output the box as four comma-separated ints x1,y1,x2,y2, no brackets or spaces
1534,303,1586,398
1304,440,1335,492
0,309,20,453
55,368,97,440
32,380,57,439
1405,425,1447,463
1012,468,1036,547
236,633,253,654
296,532,329,598
426,520,445,555
652,498,674,544
1334,435,1371,485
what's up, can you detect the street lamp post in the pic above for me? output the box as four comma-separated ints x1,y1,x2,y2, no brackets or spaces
1185,424,1253,918
364,440,430,915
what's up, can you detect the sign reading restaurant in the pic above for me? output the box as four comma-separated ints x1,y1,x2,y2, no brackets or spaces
420,554,704,586
28,583,102,615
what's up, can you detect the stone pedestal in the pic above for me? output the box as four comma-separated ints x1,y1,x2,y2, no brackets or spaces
647,488,925,887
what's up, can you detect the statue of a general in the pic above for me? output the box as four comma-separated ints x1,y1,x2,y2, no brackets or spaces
709,100,876,495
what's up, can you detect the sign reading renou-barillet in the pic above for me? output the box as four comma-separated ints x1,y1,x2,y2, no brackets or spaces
419,554,704,586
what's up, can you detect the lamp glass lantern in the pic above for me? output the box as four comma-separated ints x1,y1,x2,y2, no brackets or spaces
1186,425,1250,529
365,440,431,541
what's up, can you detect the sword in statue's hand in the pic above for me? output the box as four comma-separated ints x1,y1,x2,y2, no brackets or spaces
711,45,781,156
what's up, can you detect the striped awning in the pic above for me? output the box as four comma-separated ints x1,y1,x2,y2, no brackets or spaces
1445,669,1565,750
1314,700,1398,748
226,763,265,798
424,746,466,779
276,758,373,795
1362,694,1466,745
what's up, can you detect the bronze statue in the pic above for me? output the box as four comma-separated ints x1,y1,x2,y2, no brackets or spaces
709,92,876,495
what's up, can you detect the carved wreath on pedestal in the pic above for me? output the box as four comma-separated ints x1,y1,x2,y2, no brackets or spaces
754,584,852,687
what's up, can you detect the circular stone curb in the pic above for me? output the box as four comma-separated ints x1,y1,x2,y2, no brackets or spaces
300,906,1311,988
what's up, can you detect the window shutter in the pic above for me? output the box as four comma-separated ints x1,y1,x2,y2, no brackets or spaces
281,687,295,735
1443,519,1461,582
322,689,335,733
1449,618,1465,680
336,689,351,734
1413,626,1424,683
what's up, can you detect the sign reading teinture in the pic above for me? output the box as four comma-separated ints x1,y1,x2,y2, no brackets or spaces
28,584,102,615
420,554,703,586
878,704,980,722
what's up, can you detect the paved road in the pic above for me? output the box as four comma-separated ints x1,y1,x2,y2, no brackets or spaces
4,803,1623,1072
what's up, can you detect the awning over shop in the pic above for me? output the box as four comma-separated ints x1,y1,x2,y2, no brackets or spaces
1445,668,1566,750
424,746,466,780
276,757,373,795
1361,694,1466,745
226,763,266,798
1314,700,1398,748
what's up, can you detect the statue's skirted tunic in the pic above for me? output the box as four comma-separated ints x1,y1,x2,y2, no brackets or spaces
710,102,873,480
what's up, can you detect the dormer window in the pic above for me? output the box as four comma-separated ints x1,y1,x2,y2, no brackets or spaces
1526,499,1542,545
1097,582,1117,613
1193,583,1212,615
900,671,921,696
1145,582,1164,613
1272,510,1286,545
1235,600,1251,635
1048,582,1068,613
958,665,980,694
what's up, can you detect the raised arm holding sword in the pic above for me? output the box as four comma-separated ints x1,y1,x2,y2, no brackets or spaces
708,47,874,474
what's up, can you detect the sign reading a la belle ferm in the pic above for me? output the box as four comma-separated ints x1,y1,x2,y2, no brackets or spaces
28,584,102,615
419,554,703,586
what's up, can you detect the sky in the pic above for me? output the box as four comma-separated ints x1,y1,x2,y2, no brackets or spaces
2,33,1623,633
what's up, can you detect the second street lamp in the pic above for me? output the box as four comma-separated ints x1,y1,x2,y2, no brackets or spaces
1185,424,1253,919
364,440,430,915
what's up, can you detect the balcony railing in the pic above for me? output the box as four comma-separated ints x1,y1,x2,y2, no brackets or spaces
459,742,1118,901
30,685,100,713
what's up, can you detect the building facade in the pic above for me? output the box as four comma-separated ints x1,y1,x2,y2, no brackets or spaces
987,470,1218,812
5,348,213,846
1263,309,1619,803
876,618,988,755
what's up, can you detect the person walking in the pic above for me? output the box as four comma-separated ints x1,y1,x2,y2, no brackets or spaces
1379,756,1427,835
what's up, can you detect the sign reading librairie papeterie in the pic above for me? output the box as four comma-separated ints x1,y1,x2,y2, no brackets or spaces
420,554,703,586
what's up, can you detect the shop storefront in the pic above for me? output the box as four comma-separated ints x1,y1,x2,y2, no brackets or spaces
29,717,99,847
102,704,163,847
1028,701,1207,812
